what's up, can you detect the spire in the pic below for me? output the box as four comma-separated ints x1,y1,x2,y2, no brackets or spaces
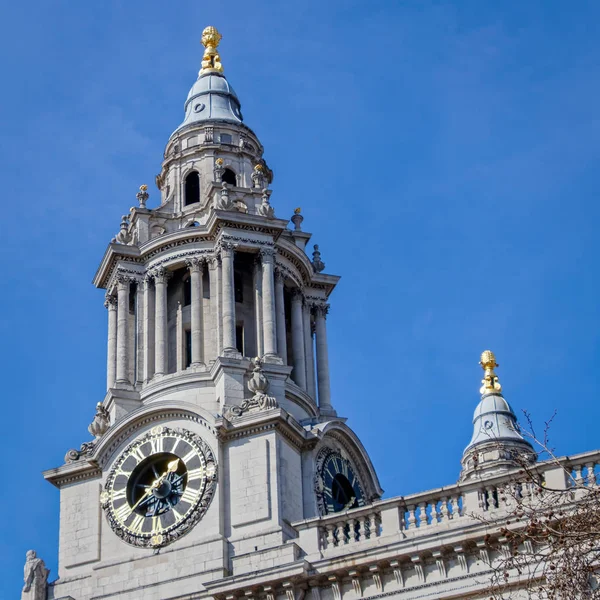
199,26,224,75
460,350,535,481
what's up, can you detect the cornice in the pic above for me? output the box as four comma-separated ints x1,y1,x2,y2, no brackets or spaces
43,460,101,489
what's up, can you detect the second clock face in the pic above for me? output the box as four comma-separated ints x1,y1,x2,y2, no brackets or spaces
101,426,217,548
316,449,366,515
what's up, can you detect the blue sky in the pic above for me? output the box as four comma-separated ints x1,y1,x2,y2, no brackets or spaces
2,0,599,596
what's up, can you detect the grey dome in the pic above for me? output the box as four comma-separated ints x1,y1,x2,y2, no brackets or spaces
173,72,243,136
465,392,531,452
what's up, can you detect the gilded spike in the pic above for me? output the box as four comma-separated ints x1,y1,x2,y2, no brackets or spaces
479,350,502,395
200,26,224,75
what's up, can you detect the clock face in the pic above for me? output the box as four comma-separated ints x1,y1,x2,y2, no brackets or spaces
101,426,217,548
315,449,366,515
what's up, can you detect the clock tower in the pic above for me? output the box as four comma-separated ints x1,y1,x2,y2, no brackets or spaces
39,26,382,600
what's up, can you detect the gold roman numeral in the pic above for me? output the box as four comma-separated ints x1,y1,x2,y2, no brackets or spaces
129,514,145,534
131,446,146,463
112,489,127,502
182,449,197,464
150,436,164,454
115,503,131,523
181,487,198,504
172,508,184,523
186,467,205,481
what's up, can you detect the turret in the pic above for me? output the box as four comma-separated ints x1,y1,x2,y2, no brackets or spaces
460,350,536,481
92,27,340,422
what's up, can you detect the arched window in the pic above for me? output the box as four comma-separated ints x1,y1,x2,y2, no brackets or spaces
222,168,236,186
184,171,200,205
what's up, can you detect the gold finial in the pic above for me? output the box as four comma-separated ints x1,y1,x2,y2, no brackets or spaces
139,184,148,191
479,350,502,395
215,157,224,166
200,26,224,75
294,207,302,214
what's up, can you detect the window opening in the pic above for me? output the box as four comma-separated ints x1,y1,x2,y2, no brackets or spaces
236,324,244,355
234,269,243,303
185,330,192,368
222,168,236,186
184,171,200,205
220,133,233,144
183,276,191,307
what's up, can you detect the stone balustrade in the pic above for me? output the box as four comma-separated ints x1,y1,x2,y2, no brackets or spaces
293,449,600,559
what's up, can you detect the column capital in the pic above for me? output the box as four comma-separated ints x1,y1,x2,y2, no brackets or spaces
151,267,172,284
291,287,304,302
140,273,153,289
104,294,117,310
259,246,276,262
218,240,237,256
207,253,221,269
115,271,133,288
274,266,285,283
313,302,330,318
185,256,206,273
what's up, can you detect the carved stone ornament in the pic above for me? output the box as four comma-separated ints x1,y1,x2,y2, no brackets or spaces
312,244,325,273
115,214,133,245
214,156,224,181
215,182,233,210
251,164,266,188
21,550,49,600
88,402,111,438
290,207,303,231
223,357,278,420
257,189,275,218
64,439,97,464
136,184,149,208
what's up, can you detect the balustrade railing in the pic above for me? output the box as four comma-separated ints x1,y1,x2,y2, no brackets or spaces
293,450,600,556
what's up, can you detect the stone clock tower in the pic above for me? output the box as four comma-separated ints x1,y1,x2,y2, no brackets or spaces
38,26,382,600
21,24,600,600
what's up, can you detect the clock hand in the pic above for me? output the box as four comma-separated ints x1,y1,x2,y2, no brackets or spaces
126,459,181,516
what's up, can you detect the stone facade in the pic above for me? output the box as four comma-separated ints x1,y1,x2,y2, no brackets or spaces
22,26,598,600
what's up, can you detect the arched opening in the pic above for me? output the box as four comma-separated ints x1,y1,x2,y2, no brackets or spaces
184,171,200,206
222,168,236,186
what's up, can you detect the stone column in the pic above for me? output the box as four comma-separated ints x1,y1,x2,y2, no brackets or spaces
274,268,287,364
135,281,144,385
207,255,220,358
154,268,169,375
254,257,263,357
105,295,117,389
186,257,205,366
291,288,307,389
142,275,155,381
220,242,238,354
303,299,316,399
260,248,277,359
115,274,131,385
314,303,333,412
176,302,184,372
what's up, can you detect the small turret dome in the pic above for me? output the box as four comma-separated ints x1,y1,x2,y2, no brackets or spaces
460,351,535,481
179,73,243,130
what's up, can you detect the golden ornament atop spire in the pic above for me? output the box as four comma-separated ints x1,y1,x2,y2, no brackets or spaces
200,26,224,75
479,350,502,395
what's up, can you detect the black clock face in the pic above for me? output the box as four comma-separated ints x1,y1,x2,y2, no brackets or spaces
101,426,217,548
317,450,366,515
